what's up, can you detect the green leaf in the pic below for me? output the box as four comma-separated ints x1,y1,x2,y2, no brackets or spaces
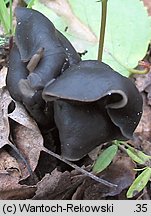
27,0,36,8
126,145,151,165
0,0,10,34
103,0,151,77
33,0,151,77
33,0,67,31
127,167,151,198
92,144,118,174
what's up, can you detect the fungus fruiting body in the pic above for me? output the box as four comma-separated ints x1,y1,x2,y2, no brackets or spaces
43,60,143,160
6,7,143,161
7,7,80,128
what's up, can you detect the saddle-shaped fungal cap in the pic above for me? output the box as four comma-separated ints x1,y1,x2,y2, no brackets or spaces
43,60,143,160
15,7,80,90
54,100,125,161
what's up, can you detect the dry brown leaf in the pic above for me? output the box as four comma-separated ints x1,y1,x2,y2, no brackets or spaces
134,68,151,156
135,69,151,105
0,149,21,178
133,93,151,155
12,123,43,179
0,67,7,88
0,87,44,180
6,98,44,179
71,182,85,199
135,93,151,135
72,155,136,200
8,101,40,130
99,155,136,197
135,71,151,93
0,87,13,148
33,169,72,199
0,88,37,179
71,173,87,200
33,168,84,199
0,174,36,199
143,0,151,15
88,144,106,161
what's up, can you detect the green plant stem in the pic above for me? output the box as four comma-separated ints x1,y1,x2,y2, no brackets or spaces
0,0,10,34
128,68,149,75
98,0,108,61
9,0,13,34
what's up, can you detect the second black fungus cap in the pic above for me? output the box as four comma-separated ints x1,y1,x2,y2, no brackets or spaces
42,60,143,160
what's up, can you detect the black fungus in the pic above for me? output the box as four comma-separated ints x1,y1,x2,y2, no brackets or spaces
7,44,28,103
6,8,143,161
43,60,143,160
15,7,80,92
53,100,124,160
6,7,80,128
6,44,54,128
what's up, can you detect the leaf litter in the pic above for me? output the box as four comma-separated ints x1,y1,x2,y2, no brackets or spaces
0,88,37,199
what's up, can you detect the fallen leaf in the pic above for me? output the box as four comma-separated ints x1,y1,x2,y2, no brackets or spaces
135,94,151,134
0,173,36,199
0,87,13,148
8,101,40,130
133,93,151,156
0,87,44,180
12,123,43,179
143,0,151,15
73,155,136,199
0,67,7,88
135,71,151,92
5,96,44,179
33,168,85,199
71,170,89,200
33,169,72,199
88,144,104,161
0,149,21,178
100,155,136,197
71,180,86,200
135,68,151,105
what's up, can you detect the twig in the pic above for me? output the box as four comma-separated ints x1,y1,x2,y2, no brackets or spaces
137,187,150,200
8,142,38,183
118,144,128,154
42,146,117,188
